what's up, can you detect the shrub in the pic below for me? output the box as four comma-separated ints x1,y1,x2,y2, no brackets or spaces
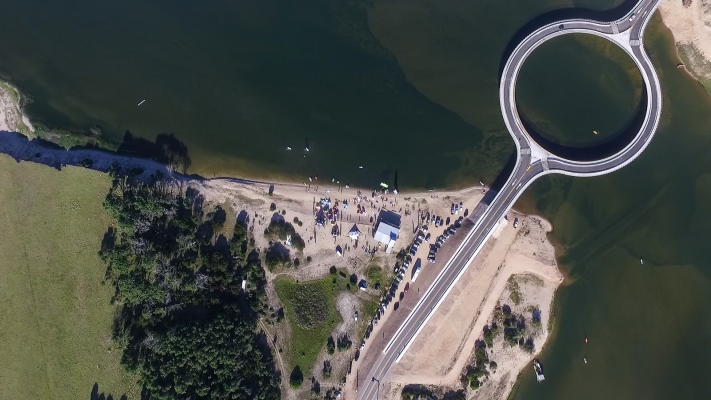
310,379,320,397
281,210,286,215
326,336,335,355
322,360,332,378
269,203,277,211
329,266,337,275
294,258,300,267
483,323,498,347
293,217,300,224
289,283,329,329
337,335,352,352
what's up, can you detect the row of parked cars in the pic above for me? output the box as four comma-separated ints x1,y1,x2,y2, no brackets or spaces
427,216,465,263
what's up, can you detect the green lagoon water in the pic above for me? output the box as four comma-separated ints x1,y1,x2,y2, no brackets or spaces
2,0,711,398
516,34,643,148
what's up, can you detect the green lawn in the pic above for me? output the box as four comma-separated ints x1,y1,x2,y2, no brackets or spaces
0,156,140,399
275,276,349,373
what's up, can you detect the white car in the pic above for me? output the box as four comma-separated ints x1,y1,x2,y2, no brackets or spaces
629,13,636,21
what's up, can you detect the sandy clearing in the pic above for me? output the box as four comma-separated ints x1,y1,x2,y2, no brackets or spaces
660,0,711,60
659,0,711,85
384,215,562,399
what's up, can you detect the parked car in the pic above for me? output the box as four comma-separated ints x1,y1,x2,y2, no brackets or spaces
514,218,519,229
425,232,431,242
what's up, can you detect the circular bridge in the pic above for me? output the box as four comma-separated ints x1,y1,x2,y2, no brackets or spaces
354,3,662,399
500,0,662,180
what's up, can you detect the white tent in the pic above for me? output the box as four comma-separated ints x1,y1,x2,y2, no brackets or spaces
348,224,361,240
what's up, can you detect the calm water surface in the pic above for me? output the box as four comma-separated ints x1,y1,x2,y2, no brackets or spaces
0,0,493,189
516,34,643,148
2,0,711,398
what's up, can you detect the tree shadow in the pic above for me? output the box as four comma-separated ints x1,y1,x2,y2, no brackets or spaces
236,210,249,227
116,131,191,173
90,382,127,400
270,212,285,224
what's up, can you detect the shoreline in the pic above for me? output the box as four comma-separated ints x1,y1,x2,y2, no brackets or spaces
0,65,561,400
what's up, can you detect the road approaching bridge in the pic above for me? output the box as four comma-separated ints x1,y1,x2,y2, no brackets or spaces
355,0,661,398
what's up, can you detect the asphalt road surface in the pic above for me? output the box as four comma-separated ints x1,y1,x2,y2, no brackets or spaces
356,0,661,398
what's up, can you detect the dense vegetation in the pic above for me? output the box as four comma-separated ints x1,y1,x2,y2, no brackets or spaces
264,219,305,252
99,177,280,399
500,305,535,352
287,282,330,329
462,343,491,389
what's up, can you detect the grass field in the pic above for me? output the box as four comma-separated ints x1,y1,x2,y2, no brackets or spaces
0,155,140,399
275,275,350,373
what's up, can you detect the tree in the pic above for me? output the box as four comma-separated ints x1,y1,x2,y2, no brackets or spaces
289,366,304,389
326,336,335,355
322,360,332,378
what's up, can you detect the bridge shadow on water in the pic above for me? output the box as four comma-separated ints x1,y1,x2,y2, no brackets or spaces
516,89,648,161
498,0,643,78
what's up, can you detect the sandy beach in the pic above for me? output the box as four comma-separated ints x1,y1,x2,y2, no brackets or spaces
659,0,711,88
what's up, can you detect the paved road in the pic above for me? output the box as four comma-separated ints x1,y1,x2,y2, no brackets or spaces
356,1,661,398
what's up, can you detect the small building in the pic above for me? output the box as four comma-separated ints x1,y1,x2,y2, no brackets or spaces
373,210,401,254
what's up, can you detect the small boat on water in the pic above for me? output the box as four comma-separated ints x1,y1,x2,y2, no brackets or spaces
640,258,644,265
584,356,588,364
593,130,599,135
533,359,545,382
286,146,292,150
137,99,146,106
